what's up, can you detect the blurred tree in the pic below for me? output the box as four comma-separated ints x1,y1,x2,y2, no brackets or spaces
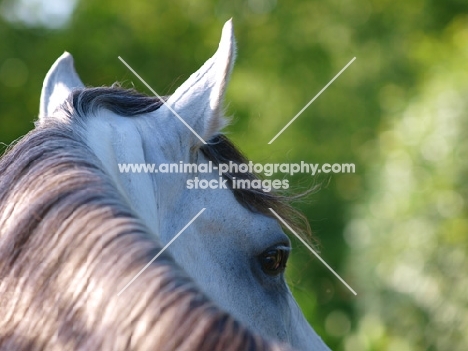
345,15,468,351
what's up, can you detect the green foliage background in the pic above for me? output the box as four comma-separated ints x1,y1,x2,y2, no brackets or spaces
0,0,467,350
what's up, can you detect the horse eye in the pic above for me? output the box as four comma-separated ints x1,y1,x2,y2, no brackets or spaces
259,247,290,276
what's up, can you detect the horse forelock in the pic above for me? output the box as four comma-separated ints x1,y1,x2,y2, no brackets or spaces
61,85,317,247
0,123,293,350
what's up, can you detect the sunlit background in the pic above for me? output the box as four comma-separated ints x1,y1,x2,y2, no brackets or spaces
1,0,467,350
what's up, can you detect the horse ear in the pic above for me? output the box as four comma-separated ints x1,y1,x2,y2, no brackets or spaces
165,19,236,146
39,52,84,120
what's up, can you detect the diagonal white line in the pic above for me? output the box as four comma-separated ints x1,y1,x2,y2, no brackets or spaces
117,208,206,296
268,208,357,295
268,57,356,144
118,56,207,145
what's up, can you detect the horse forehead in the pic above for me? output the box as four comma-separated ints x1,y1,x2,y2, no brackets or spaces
183,154,289,244
190,189,288,250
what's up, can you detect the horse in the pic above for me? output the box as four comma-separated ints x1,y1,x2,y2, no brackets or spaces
0,20,330,351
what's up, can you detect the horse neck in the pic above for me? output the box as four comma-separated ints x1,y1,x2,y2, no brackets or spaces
0,124,292,351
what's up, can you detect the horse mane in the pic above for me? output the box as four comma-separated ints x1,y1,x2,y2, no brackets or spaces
0,85,307,350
